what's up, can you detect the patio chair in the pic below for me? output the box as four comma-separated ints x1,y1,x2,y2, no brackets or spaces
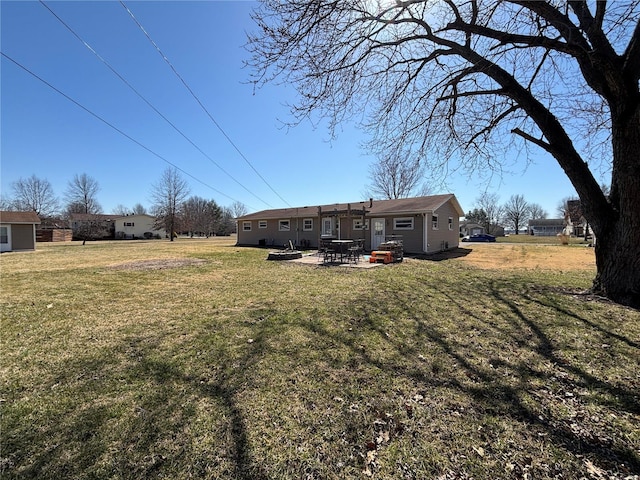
347,239,364,263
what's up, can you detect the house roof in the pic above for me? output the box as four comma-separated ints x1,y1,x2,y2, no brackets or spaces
114,214,155,221
69,213,120,222
237,194,464,220
0,211,41,224
528,218,565,226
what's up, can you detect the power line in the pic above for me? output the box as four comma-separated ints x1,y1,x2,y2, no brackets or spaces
39,0,274,209
0,51,256,210
119,0,292,208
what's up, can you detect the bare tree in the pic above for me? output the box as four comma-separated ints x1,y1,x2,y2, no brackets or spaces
150,168,190,241
229,201,248,219
367,154,426,199
557,196,580,218
218,206,236,236
113,204,132,216
114,203,147,216
0,194,14,211
248,1,640,306
503,194,529,234
65,173,102,214
528,203,547,220
182,196,222,237
474,192,504,235
11,174,59,218
132,203,147,215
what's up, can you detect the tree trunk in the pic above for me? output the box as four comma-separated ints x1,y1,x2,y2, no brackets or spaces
592,219,640,308
590,105,640,309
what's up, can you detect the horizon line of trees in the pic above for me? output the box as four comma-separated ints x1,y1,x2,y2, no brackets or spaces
0,171,247,239
465,187,609,236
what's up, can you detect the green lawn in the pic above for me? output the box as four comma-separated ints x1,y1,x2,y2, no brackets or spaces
1,239,638,479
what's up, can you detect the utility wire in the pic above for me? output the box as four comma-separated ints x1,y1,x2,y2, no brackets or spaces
1,51,255,210
39,0,274,209
119,0,292,207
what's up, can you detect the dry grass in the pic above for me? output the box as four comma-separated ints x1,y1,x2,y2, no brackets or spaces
457,243,596,271
1,237,638,480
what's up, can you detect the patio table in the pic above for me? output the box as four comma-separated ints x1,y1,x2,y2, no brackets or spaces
327,239,354,263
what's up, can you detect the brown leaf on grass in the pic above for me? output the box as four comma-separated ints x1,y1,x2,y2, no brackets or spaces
362,449,377,476
584,459,606,479
376,430,390,446
472,446,485,457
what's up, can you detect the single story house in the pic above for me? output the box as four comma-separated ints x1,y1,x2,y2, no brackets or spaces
460,222,485,237
236,194,464,254
0,211,41,252
528,218,565,236
114,214,165,239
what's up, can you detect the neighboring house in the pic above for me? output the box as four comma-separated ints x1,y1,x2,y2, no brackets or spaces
0,211,41,252
566,199,593,238
460,222,485,237
114,214,166,239
528,218,565,236
236,194,464,254
68,213,117,240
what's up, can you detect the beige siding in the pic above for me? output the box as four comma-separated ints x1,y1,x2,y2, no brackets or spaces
12,224,36,250
426,202,460,253
236,195,464,254
381,214,424,253
238,218,320,248
115,215,164,239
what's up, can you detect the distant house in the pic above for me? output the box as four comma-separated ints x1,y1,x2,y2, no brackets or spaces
0,211,41,252
68,213,117,240
114,214,165,239
528,218,565,236
566,199,592,238
460,222,485,237
236,194,464,254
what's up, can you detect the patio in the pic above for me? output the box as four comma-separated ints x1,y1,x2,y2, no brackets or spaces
288,252,384,268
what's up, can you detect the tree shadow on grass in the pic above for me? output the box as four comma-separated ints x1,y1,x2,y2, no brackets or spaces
406,247,472,262
297,277,640,476
4,330,273,480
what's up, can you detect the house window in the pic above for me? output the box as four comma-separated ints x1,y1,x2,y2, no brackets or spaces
432,214,439,230
243,221,252,231
279,220,290,232
124,222,134,227
448,217,453,230
258,220,267,229
303,218,313,231
0,226,7,244
353,218,369,230
394,217,414,230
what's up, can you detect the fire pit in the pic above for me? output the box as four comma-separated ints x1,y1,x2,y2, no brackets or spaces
267,251,302,261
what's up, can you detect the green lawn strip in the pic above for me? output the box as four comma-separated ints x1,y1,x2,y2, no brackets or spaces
1,241,638,479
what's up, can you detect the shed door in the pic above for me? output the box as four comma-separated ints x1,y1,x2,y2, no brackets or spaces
0,225,11,252
371,218,385,250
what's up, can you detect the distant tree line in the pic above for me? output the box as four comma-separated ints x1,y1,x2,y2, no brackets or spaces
1,169,246,241
465,186,609,236
464,192,548,235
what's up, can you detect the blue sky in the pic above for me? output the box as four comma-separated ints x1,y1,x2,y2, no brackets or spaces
2,1,583,216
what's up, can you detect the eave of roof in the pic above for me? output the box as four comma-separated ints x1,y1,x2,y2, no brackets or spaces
237,194,462,220
0,211,41,224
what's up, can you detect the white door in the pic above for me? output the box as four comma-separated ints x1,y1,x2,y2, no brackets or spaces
322,217,333,236
0,225,11,252
371,218,385,250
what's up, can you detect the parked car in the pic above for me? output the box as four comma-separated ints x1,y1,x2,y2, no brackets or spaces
462,233,496,242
